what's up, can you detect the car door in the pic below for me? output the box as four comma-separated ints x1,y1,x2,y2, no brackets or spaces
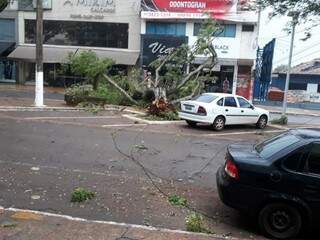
224,96,241,125
300,142,320,222
236,97,259,124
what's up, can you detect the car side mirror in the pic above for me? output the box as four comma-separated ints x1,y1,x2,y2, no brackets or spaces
250,105,255,110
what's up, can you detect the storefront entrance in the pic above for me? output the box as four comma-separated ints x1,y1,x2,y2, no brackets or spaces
0,59,16,83
204,65,234,94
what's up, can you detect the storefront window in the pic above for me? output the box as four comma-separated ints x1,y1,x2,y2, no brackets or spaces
0,19,16,82
25,20,129,49
0,60,16,82
146,22,186,36
203,65,234,94
194,23,236,38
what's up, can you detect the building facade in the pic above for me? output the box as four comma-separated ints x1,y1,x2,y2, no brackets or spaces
0,0,141,86
1,0,258,99
140,0,258,99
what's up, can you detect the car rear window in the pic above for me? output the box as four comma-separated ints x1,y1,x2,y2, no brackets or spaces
193,95,218,103
255,133,300,159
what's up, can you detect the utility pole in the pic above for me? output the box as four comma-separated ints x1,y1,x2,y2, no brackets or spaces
35,0,44,107
282,12,299,117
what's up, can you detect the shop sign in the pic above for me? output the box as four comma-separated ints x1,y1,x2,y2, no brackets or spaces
141,0,255,19
141,34,188,66
63,0,115,13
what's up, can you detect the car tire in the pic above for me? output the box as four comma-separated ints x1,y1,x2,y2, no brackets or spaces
213,116,225,131
186,120,197,127
256,115,268,129
258,203,302,239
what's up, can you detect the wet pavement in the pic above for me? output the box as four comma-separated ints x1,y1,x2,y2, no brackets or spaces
0,110,277,239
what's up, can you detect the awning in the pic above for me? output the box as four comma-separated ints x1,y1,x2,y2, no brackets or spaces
8,45,140,65
0,42,15,57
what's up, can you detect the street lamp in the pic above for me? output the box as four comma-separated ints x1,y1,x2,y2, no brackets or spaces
282,11,299,117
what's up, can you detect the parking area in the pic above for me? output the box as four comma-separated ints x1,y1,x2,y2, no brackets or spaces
0,110,285,138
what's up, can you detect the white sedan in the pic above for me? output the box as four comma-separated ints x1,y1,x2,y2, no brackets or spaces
178,93,270,131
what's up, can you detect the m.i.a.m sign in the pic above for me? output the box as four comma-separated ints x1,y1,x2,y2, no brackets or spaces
63,0,115,13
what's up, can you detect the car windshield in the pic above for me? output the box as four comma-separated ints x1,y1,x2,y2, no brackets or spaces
192,94,218,103
255,133,300,159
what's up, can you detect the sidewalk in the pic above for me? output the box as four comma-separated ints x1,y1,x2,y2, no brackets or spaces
0,84,68,108
256,104,320,117
0,207,232,240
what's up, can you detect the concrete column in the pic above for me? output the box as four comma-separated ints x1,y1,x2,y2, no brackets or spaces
141,19,146,34
232,64,238,95
16,61,26,85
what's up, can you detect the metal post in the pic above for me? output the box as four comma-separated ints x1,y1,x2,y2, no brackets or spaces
282,15,298,117
35,0,44,107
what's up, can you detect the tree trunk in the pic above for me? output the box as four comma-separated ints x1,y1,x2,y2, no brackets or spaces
93,77,99,91
153,87,167,101
103,74,139,105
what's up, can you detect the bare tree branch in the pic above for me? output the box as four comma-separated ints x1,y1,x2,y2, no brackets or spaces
103,74,139,105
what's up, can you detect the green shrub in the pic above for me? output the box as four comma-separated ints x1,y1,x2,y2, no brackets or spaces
169,195,187,207
185,213,214,234
145,111,179,121
65,84,93,97
71,188,96,203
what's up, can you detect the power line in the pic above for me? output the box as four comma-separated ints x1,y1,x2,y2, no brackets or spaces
273,41,320,66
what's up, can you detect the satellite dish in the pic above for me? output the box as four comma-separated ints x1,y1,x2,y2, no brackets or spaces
0,0,8,12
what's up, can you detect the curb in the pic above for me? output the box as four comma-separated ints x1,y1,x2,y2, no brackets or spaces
0,106,84,112
0,206,243,240
122,114,184,125
268,111,319,117
0,106,145,114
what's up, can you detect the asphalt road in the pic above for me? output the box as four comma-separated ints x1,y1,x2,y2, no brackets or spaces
0,110,318,239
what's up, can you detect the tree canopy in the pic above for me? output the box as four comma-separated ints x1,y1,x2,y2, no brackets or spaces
0,0,8,12
259,0,320,21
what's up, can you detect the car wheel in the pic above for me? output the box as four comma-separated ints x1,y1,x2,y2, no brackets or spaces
186,120,197,127
259,203,302,239
213,116,225,131
256,115,268,129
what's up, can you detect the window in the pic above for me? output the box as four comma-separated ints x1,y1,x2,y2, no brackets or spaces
18,0,33,10
217,98,223,106
255,133,300,159
193,94,218,103
237,97,251,108
146,22,186,36
0,19,15,42
242,24,254,32
289,83,307,91
194,23,236,38
306,143,320,175
283,147,305,172
224,97,237,107
25,20,128,49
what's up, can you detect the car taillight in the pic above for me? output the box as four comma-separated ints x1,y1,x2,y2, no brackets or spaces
225,159,239,180
197,106,207,116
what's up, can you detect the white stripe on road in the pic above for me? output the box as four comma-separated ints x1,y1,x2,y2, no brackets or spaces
102,124,147,128
24,116,120,120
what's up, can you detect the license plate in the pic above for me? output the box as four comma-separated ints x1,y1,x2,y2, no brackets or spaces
184,105,193,111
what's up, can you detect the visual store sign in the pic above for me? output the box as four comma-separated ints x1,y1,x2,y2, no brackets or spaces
141,34,188,66
63,0,115,13
141,0,255,18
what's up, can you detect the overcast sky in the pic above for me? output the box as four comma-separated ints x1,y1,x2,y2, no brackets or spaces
258,9,320,68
